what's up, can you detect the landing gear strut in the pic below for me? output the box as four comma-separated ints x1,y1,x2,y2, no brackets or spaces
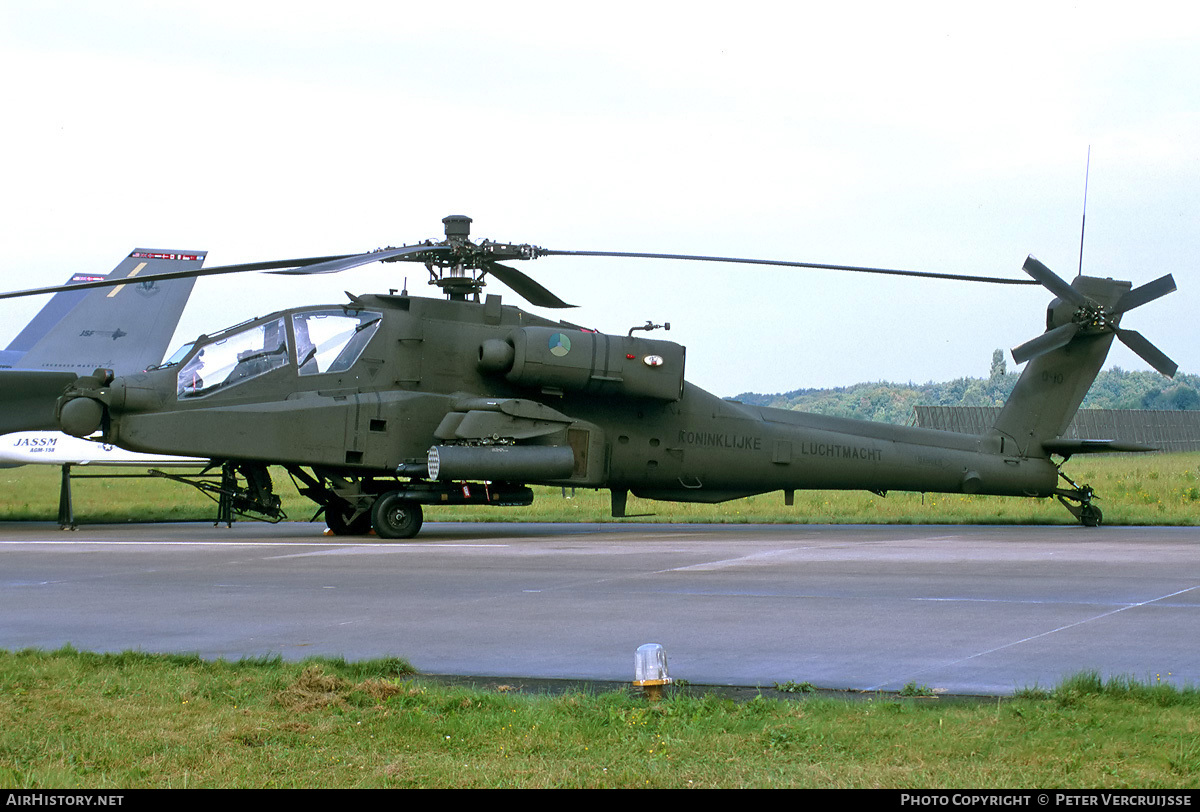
1053,466,1103,527
151,462,285,525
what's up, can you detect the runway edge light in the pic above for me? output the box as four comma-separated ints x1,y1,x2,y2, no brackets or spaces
633,643,671,700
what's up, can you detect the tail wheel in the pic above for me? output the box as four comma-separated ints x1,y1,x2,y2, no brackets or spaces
1080,504,1103,528
325,498,374,536
371,492,424,539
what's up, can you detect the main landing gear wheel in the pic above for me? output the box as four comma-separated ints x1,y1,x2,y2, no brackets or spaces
325,499,373,536
1079,504,1103,528
371,492,424,539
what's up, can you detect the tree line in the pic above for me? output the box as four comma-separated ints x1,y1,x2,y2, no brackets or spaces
733,353,1200,426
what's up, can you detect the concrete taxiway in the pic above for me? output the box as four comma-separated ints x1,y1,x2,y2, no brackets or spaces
1,521,1197,695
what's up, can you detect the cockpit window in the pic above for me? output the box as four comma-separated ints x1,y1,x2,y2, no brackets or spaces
159,342,194,368
292,309,382,376
177,317,289,398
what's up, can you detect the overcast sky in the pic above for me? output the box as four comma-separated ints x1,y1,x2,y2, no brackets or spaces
1,0,1196,396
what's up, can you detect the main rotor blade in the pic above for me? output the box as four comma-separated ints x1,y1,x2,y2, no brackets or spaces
0,254,352,301
1011,322,1080,365
1021,256,1088,305
1111,274,1176,315
1115,327,1178,378
267,245,449,275
0,245,447,302
540,249,1040,286
485,262,575,309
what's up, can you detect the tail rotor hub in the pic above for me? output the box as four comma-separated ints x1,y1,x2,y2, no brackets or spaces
1014,255,1177,377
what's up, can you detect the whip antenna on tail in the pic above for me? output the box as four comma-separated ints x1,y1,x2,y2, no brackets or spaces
1079,146,1091,277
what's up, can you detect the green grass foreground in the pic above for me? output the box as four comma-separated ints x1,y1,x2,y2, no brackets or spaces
1,649,1198,788
3,452,1199,525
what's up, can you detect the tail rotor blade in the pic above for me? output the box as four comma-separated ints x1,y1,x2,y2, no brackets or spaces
1022,256,1088,305
1111,274,1176,315
1011,322,1080,365
1115,328,1179,378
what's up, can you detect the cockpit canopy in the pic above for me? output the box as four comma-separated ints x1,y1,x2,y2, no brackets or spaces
177,307,381,398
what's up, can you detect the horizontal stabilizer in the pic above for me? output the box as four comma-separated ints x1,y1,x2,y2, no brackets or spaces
1041,439,1157,456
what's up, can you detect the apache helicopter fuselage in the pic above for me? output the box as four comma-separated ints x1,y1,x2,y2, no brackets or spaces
53,283,1124,537
14,215,1175,537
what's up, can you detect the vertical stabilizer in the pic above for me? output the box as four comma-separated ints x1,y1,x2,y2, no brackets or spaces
13,249,203,376
991,332,1115,457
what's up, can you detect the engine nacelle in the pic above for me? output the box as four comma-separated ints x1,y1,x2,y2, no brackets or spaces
478,326,685,401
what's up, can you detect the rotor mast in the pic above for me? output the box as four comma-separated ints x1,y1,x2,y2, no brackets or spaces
437,214,478,301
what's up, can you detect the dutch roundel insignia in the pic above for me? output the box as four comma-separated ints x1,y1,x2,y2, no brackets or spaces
548,333,571,357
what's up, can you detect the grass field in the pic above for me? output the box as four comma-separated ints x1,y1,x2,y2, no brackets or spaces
3,452,1199,526
3,460,1199,788
1,648,1197,789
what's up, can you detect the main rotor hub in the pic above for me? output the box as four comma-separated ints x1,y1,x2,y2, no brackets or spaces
376,216,542,301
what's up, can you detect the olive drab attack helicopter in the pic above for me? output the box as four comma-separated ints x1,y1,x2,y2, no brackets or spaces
0,215,1179,536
